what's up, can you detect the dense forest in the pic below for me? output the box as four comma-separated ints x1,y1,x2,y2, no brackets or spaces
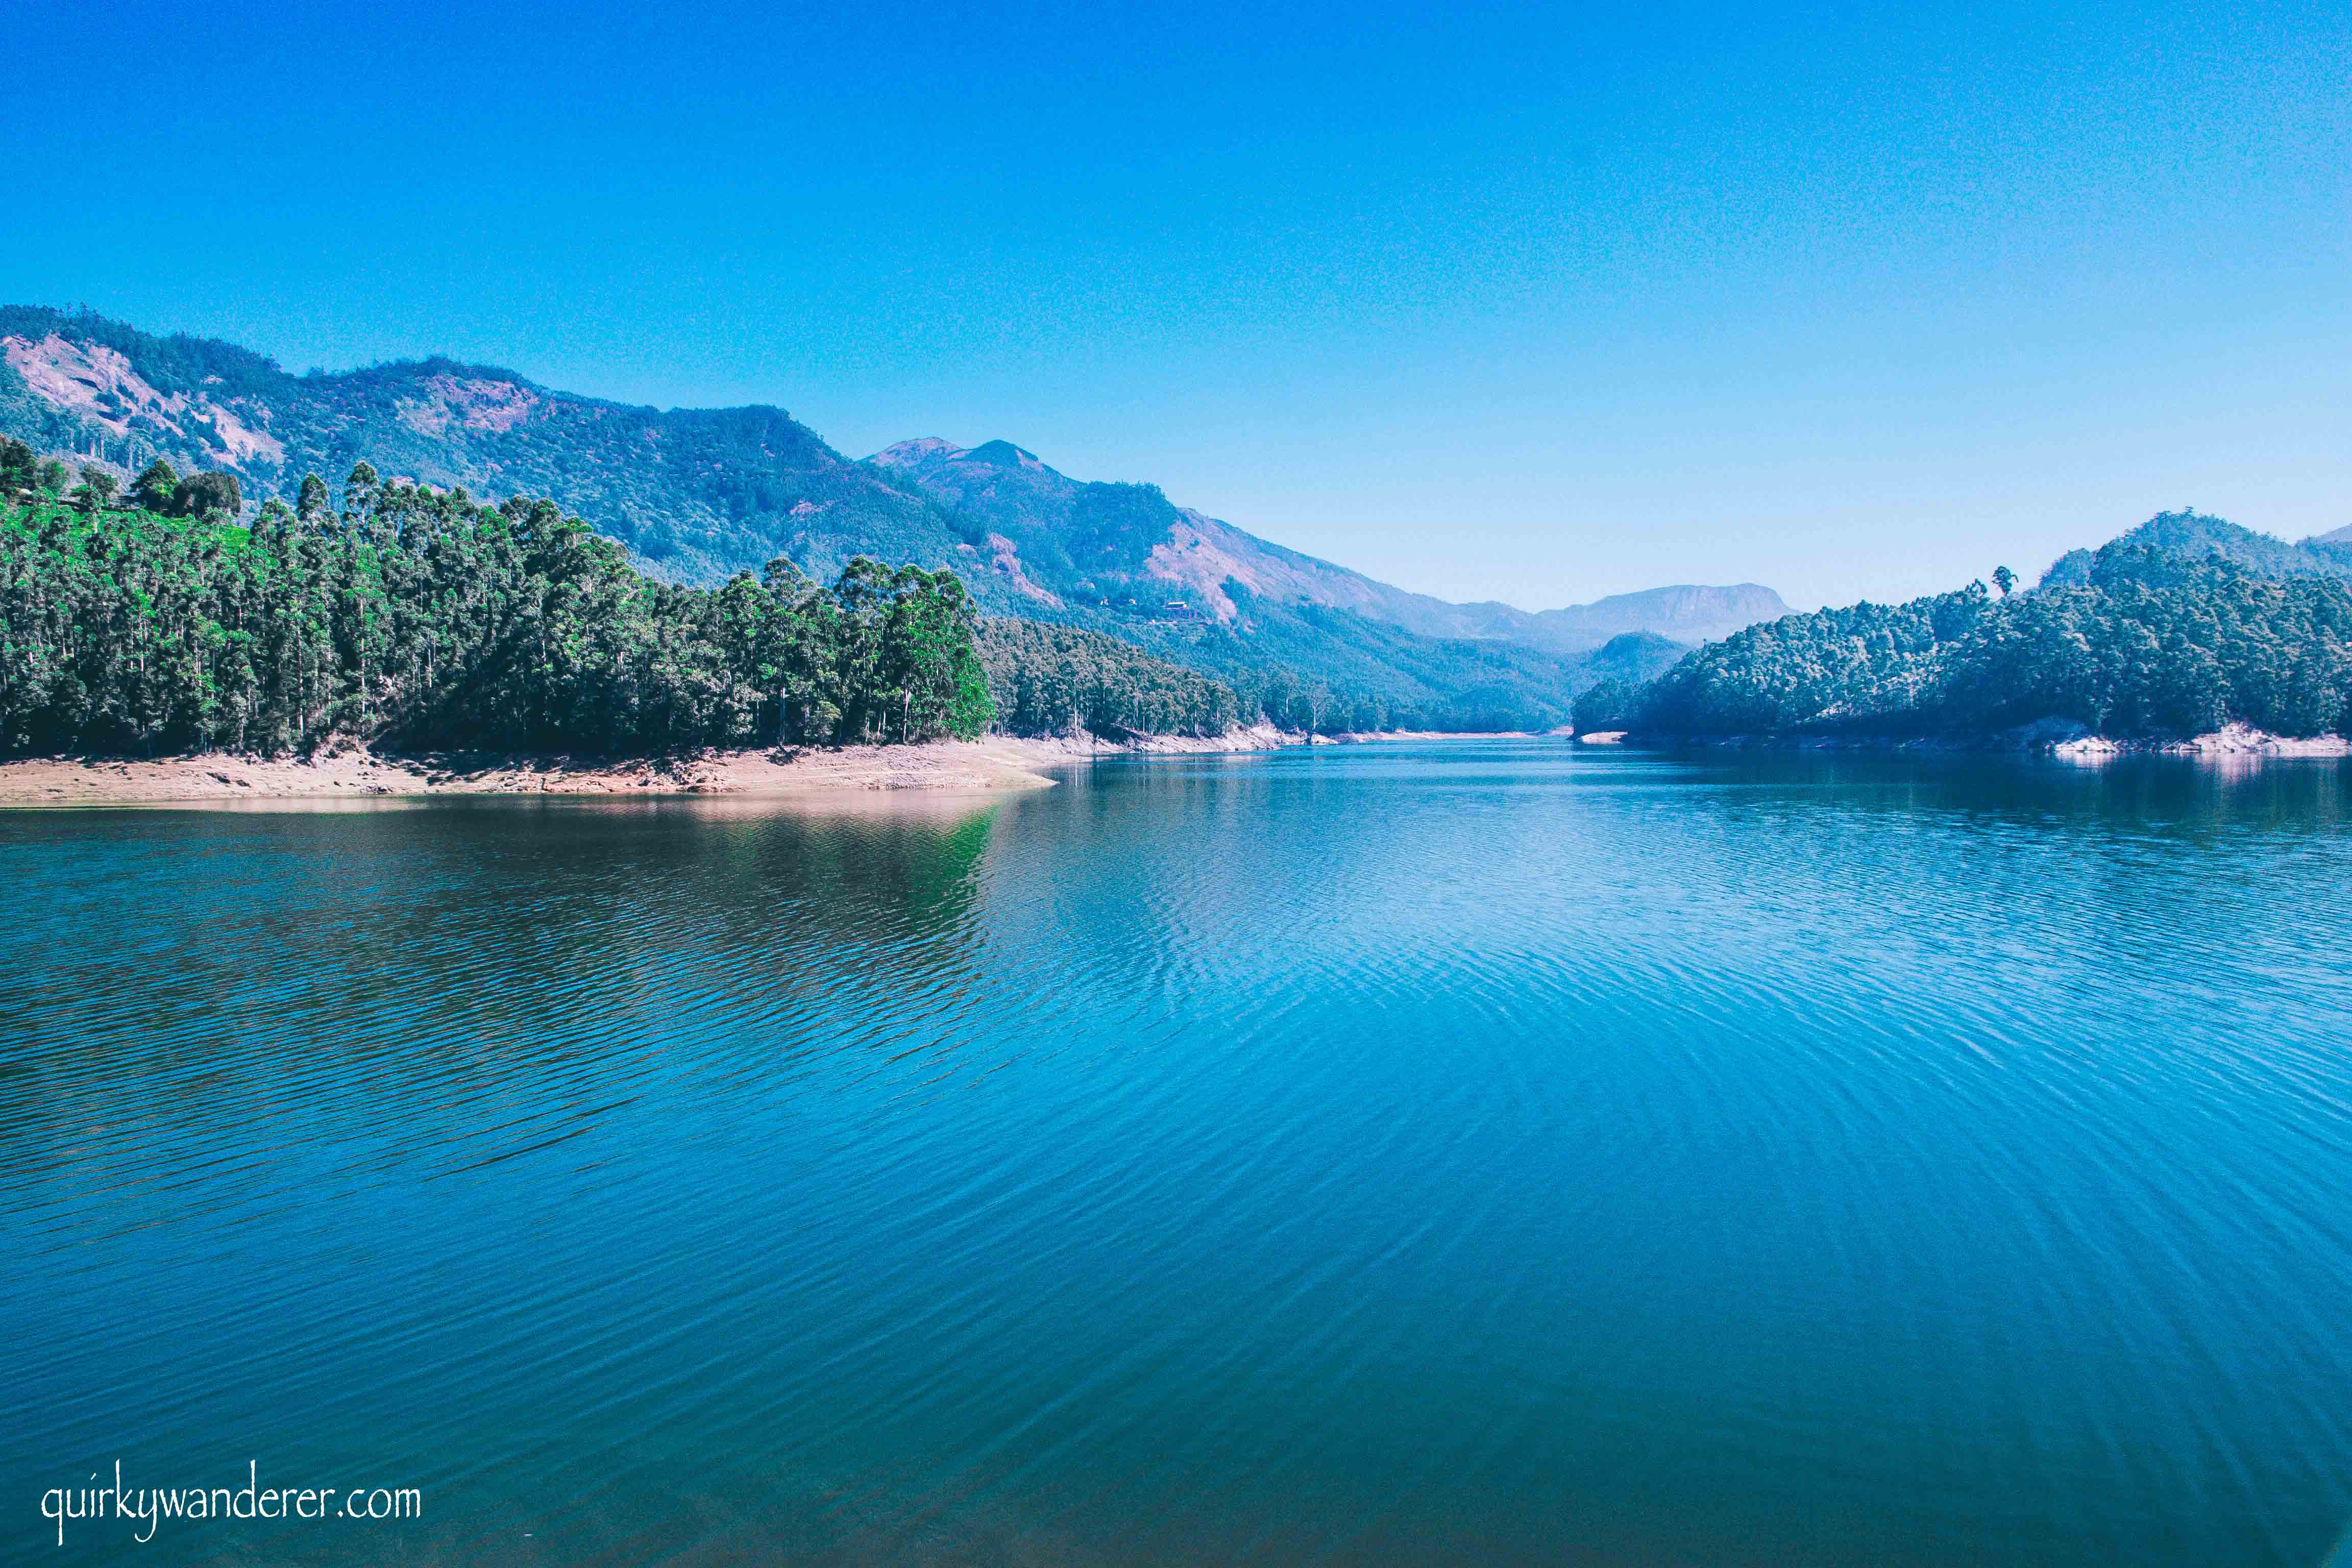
974,617,1596,741
1591,534,2352,740
0,443,995,757
2039,509,2352,590
1125,599,1576,733
975,621,1245,738
1110,599,1692,734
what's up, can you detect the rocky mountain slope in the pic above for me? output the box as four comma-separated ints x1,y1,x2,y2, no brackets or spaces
868,436,1787,652
0,306,961,589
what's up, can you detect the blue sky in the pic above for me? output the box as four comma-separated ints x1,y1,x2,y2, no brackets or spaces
5,0,2345,608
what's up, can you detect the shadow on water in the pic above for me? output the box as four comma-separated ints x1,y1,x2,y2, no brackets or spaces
1666,747,2351,832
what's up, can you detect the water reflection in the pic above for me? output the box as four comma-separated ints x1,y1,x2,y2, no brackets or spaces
0,800,1003,1237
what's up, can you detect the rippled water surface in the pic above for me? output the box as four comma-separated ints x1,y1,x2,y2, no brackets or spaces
7,743,2352,1565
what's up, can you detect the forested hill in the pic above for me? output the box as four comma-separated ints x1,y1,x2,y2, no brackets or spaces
2039,510,2352,589
1577,521,2352,742
1,305,1784,732
0,470,994,758
974,621,1244,739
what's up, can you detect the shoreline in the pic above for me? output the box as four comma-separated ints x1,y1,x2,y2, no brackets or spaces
1322,729,1547,744
0,741,1059,807
0,727,1312,807
13,720,2340,805
1591,722,2351,759
996,722,1292,759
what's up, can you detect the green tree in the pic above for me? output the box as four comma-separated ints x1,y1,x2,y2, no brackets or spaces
168,472,243,520
70,466,121,511
0,439,40,499
342,462,378,523
129,459,180,512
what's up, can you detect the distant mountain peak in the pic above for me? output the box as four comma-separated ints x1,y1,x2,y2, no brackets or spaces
963,438,1047,470
1525,582,1793,649
868,436,1055,476
867,436,966,468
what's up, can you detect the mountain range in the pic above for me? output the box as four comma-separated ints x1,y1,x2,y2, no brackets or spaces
863,435,1786,650
1,304,1789,726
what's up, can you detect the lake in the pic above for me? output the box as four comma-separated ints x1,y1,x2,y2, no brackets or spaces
6,741,2352,1565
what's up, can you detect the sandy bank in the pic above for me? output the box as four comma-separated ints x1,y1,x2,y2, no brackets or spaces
0,726,1322,807
0,741,1069,806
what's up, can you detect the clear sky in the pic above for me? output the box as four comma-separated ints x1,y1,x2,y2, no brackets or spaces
5,0,2345,609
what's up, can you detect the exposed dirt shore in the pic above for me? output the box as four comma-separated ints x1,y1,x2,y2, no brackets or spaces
996,722,1292,759
1607,721,2351,758
0,728,1314,807
2144,724,2350,758
1324,729,1543,744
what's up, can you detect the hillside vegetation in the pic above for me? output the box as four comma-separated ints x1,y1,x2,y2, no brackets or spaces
0,306,964,589
0,456,992,758
975,621,1244,738
1114,600,1690,733
1591,519,2352,741
2040,509,2352,589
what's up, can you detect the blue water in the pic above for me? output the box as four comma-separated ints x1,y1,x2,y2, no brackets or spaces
5,742,2352,1564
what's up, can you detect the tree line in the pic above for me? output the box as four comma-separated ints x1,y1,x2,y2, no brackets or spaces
1582,538,2352,740
5,436,1605,750
0,456,995,757
974,620,1245,737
